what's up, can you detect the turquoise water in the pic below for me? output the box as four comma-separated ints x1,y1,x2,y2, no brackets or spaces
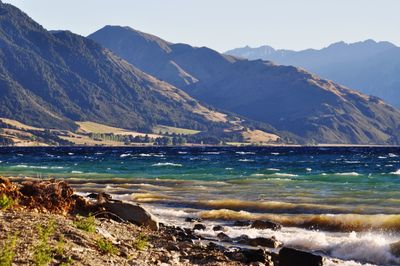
1,146,400,265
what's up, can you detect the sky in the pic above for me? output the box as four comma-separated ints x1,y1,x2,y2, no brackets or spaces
3,0,400,52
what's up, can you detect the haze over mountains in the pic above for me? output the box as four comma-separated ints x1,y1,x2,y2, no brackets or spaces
225,41,400,108
89,26,400,144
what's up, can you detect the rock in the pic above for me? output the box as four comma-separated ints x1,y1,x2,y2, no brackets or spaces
390,241,400,257
193,223,206,230
279,247,323,266
242,248,267,263
251,220,281,230
101,201,159,230
247,237,281,248
213,225,225,231
185,217,203,223
217,232,231,242
234,220,251,227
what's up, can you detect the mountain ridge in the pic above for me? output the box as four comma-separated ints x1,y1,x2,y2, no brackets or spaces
89,26,400,145
225,40,400,107
0,2,236,134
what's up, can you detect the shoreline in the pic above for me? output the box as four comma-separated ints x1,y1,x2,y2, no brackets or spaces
1,144,400,148
2,177,400,265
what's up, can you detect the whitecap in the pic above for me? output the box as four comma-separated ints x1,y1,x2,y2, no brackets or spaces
390,169,400,175
236,151,256,155
225,168,234,170
178,151,188,154
271,152,280,155
152,162,182,167
267,168,280,171
306,168,312,172
68,153,74,156
203,152,220,155
274,173,298,177
335,172,361,176
389,153,399,158
71,171,83,174
139,153,151,157
120,153,131,158
238,159,254,162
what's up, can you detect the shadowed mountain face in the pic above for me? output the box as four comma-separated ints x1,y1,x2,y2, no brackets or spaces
225,41,400,108
89,26,400,144
0,2,235,132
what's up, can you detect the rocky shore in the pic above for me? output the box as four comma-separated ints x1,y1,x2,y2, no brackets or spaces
0,177,336,265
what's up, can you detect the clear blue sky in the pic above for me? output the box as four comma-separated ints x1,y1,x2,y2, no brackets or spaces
4,0,400,52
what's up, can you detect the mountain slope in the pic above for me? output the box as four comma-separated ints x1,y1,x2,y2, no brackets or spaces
0,2,234,133
89,26,400,144
225,41,400,107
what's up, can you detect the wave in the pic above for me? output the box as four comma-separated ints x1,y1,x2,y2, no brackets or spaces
390,170,400,175
152,162,182,167
238,159,254,162
273,173,298,177
130,193,176,203
199,209,400,232
389,153,399,158
266,168,280,171
236,151,256,155
120,153,131,158
139,153,152,157
196,199,346,214
71,171,83,174
334,172,361,176
203,152,221,155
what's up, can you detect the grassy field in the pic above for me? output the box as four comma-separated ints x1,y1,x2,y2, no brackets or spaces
153,125,200,135
77,121,160,138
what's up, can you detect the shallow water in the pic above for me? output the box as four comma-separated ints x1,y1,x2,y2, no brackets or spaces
1,146,400,265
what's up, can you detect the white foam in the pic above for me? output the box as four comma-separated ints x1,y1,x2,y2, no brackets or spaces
71,171,83,174
236,151,256,155
120,153,131,158
306,168,312,172
274,173,298,177
68,153,74,156
152,162,182,167
267,168,280,171
238,159,254,162
178,151,188,154
390,169,400,175
139,153,151,157
271,152,280,155
389,153,399,158
203,152,220,155
335,172,361,176
202,226,398,266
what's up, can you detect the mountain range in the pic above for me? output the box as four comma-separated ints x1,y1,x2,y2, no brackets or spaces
1,1,400,145
225,40,400,108
0,1,236,135
89,26,400,144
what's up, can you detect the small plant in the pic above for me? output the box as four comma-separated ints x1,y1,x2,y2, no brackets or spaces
73,214,96,233
33,220,56,266
0,194,15,210
0,234,17,266
132,233,149,251
96,238,117,254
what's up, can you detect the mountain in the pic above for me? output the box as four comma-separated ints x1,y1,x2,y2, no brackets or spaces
225,41,400,107
89,26,400,144
0,2,237,134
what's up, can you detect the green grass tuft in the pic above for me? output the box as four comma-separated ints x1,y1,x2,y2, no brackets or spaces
96,239,117,255
0,194,15,210
132,233,149,251
0,234,18,266
33,220,56,266
73,214,96,233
